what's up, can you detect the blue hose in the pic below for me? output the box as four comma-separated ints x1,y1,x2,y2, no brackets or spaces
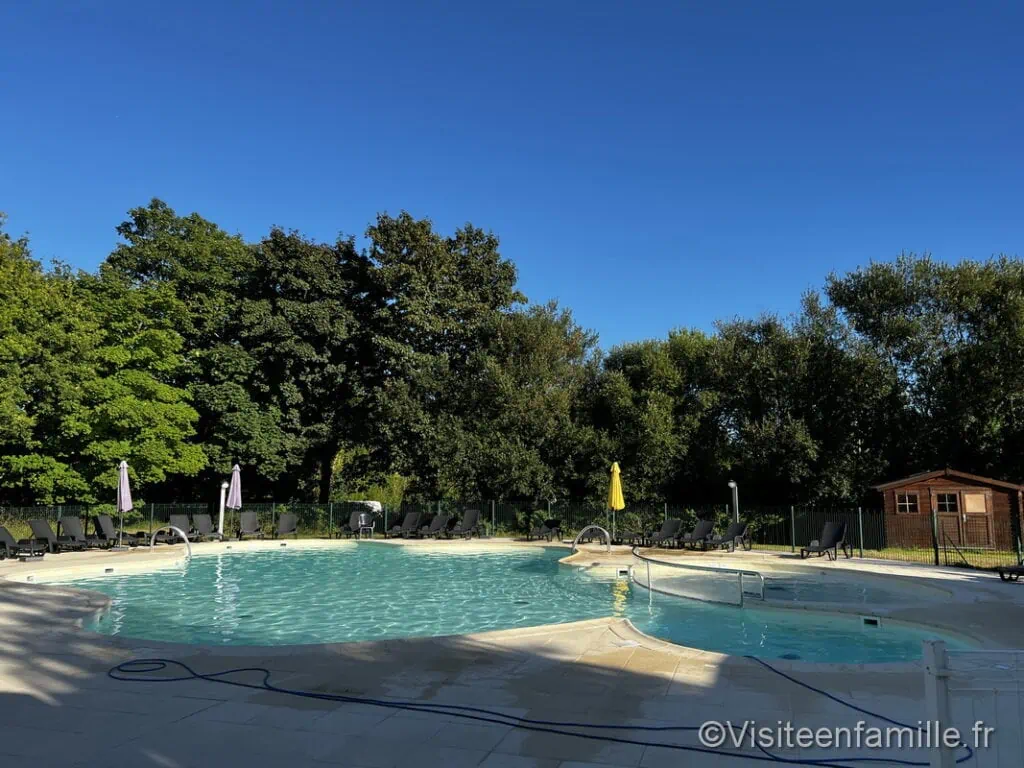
108,656,973,766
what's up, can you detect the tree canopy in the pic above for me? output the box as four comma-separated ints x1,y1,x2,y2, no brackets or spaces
2,203,1021,507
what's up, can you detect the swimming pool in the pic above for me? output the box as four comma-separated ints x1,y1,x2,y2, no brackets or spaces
64,545,968,662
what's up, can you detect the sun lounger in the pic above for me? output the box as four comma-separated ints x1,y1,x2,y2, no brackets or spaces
275,513,298,538
709,521,751,552
338,510,362,538
0,526,46,559
678,519,716,550
527,519,561,542
29,519,87,553
94,514,146,546
450,509,480,539
385,512,421,539
800,521,852,560
57,517,109,549
997,564,1024,582
625,519,678,548
238,511,264,540
415,514,450,539
645,518,682,548
192,514,224,541
166,514,197,542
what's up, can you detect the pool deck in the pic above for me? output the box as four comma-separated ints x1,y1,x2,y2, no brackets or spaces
1,538,1022,767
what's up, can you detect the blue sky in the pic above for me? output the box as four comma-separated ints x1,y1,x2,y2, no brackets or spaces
2,1,1021,349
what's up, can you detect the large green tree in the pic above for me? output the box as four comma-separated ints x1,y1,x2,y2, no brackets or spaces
104,200,300,497
357,212,525,497
0,216,203,503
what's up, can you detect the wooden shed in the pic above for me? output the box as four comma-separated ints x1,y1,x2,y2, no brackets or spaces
872,468,1024,550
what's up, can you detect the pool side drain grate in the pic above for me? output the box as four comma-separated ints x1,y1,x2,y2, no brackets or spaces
861,616,882,627
780,653,801,660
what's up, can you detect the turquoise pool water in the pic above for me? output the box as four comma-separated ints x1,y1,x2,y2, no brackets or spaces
65,545,967,661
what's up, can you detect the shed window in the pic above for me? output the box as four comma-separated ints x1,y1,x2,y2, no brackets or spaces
963,493,987,514
895,493,919,513
937,493,959,513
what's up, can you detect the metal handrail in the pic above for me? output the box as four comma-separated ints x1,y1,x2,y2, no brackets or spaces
629,546,765,603
571,524,611,553
150,525,193,560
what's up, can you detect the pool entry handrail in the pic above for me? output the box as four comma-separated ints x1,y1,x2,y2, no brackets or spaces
630,546,764,606
572,525,611,553
150,525,192,560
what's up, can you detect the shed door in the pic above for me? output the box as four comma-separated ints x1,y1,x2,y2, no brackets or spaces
961,492,992,547
933,491,963,546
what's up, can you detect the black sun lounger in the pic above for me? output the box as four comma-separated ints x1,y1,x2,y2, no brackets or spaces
275,513,298,538
94,514,146,546
338,510,362,539
415,514,450,539
0,526,47,559
678,519,716,550
997,564,1024,582
709,521,751,552
58,517,109,549
645,518,682,548
450,509,480,539
29,519,87,553
165,514,196,543
527,519,561,542
192,514,224,541
238,511,264,540
800,521,852,561
386,512,421,539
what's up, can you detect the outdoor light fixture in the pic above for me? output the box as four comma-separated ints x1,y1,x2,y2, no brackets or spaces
727,480,739,523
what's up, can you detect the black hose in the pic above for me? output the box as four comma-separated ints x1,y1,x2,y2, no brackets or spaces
108,655,973,766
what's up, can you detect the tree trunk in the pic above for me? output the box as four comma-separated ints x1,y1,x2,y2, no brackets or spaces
317,446,336,503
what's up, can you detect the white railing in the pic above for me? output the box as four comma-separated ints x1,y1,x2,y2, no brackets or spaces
630,547,765,606
924,640,1023,768
571,525,611,553
150,525,192,560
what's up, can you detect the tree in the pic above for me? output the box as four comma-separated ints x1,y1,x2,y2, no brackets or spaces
828,254,1024,481
103,199,299,498
0,215,203,503
240,228,361,501
357,212,525,497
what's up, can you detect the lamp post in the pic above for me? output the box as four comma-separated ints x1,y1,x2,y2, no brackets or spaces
727,480,739,523
218,481,229,535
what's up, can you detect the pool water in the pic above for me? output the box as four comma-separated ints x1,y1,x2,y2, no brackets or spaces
65,545,967,662
762,575,916,604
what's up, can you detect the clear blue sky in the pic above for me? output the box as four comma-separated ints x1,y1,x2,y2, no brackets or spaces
2,1,1021,349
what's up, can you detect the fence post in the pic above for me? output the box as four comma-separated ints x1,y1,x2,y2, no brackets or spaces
858,507,864,558
272,502,276,532
789,505,796,553
328,502,333,539
149,502,154,535
931,506,941,566
922,640,955,768
491,500,495,536
664,501,668,522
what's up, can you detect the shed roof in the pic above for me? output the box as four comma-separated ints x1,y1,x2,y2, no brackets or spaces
871,467,1024,492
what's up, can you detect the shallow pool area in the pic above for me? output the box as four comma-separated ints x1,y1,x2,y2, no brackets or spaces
62,545,970,662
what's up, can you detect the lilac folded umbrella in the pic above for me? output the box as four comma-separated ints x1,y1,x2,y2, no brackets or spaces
227,464,242,509
117,460,132,547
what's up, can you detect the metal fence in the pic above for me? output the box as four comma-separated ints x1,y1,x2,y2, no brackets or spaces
1,499,1020,571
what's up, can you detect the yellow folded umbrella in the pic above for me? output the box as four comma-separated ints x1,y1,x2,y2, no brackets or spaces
607,462,625,512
